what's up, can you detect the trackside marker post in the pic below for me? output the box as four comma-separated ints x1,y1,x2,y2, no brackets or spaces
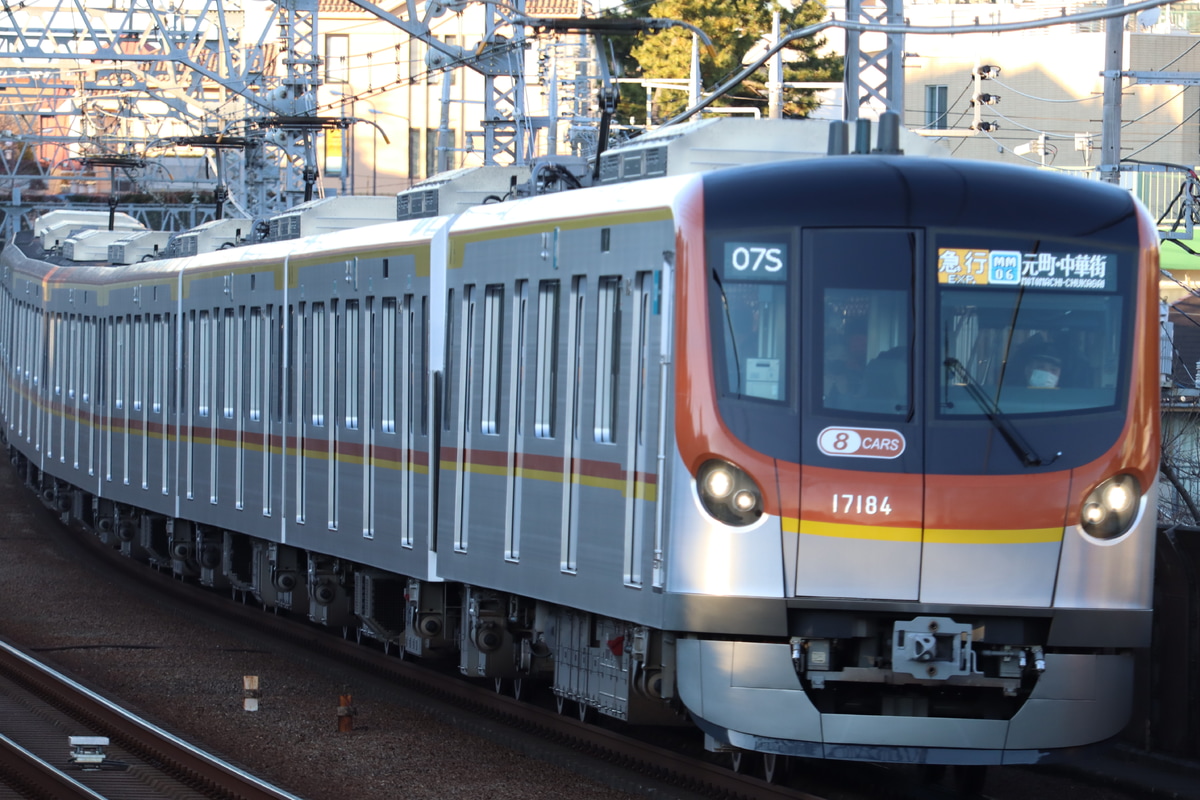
243,676,260,711
337,691,356,732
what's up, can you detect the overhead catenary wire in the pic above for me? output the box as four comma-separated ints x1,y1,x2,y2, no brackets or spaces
661,0,1191,127
1124,104,1200,160
988,76,1101,104
937,22,1198,170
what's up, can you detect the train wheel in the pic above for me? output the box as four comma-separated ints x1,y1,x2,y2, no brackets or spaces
762,753,787,784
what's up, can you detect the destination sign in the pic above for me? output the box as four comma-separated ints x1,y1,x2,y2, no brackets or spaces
937,248,1114,291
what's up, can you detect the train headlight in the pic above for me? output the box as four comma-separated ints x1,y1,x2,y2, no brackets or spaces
697,460,762,526
1080,474,1141,540
704,466,734,499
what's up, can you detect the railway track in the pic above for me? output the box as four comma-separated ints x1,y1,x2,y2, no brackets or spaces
1,473,1148,800
62,520,827,800
0,637,304,800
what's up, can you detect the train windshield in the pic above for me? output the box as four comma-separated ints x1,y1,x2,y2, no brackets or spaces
710,234,793,404
937,248,1126,417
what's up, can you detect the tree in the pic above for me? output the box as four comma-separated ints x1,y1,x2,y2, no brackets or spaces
627,0,841,123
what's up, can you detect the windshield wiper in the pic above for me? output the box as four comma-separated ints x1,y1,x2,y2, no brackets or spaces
711,268,742,394
944,357,1060,468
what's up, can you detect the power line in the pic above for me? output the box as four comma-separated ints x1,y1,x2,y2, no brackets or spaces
1125,104,1200,159
989,77,1101,104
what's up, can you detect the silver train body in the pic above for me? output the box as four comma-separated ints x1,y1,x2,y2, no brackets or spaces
0,150,1162,767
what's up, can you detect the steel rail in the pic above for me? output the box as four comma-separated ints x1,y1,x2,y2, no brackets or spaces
0,732,109,800
0,638,305,800
59,504,829,800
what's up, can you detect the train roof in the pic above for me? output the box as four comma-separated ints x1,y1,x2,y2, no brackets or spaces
699,154,1143,242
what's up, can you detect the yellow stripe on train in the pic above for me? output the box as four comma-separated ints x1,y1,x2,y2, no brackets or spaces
784,517,1062,545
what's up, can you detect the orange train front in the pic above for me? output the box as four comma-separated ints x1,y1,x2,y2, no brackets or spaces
667,155,1161,764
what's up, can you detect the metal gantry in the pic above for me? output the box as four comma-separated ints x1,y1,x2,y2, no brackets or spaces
0,0,599,227
842,0,905,121
0,0,315,224
345,0,544,166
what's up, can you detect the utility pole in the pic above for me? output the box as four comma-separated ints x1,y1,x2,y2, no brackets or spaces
768,11,782,120
1100,0,1125,184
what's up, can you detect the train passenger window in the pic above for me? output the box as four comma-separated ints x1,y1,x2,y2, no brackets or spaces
11,304,22,381
443,289,455,432
114,316,127,412
312,303,326,427
53,314,63,398
249,308,262,422
36,309,45,392
58,315,65,400
346,300,359,430
151,315,162,415
283,304,294,425
69,316,79,401
197,311,210,417
481,285,504,435
223,309,236,419
513,281,527,434
451,286,478,439
331,301,340,528
294,303,307,524
57,317,67,402
82,318,93,405
595,277,621,444
381,298,397,434
59,315,68,401
418,295,428,437
939,289,1124,416
404,296,418,437
571,278,587,442
634,273,652,448
23,307,32,385
465,288,476,430
68,315,78,400
535,280,560,439
135,315,147,413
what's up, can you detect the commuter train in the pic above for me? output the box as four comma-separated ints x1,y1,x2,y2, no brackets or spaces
0,121,1161,777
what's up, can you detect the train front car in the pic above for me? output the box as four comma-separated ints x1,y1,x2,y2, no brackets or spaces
668,156,1160,766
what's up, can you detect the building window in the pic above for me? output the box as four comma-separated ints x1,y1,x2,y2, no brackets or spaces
426,128,439,178
442,35,458,86
408,39,423,81
409,128,422,181
324,127,344,178
925,84,948,130
325,34,349,83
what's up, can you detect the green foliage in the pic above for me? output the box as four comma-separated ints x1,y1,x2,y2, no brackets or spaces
625,0,841,122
